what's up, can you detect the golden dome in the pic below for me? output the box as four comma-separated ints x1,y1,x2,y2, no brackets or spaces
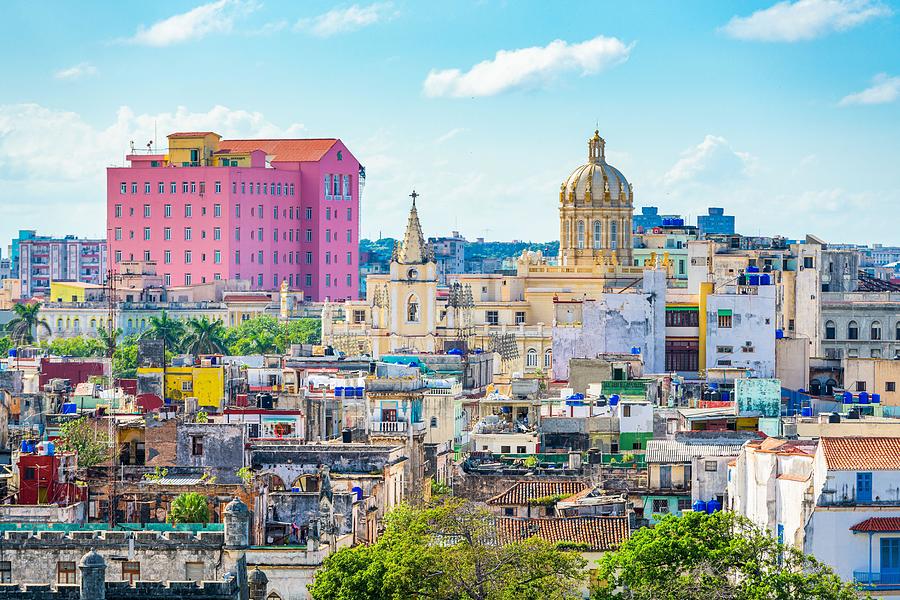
561,130,632,206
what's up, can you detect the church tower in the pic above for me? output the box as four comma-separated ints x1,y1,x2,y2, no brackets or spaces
558,130,634,267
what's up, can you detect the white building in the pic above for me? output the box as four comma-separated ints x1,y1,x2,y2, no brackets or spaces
705,284,776,378
730,436,900,594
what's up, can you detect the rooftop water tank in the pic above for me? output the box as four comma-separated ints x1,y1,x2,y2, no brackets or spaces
609,395,620,406
706,499,722,513
62,403,77,415
760,274,772,285
692,500,707,513
843,391,853,404
859,392,870,404
46,442,55,456
334,387,344,396
352,486,364,501
801,406,813,417
872,393,881,404
747,265,759,273
748,274,760,286
720,391,730,402
775,329,784,339
7,348,16,357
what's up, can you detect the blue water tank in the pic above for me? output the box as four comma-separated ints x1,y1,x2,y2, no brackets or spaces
760,274,772,285
859,392,870,404
609,395,620,406
352,486,363,501
692,500,707,513
721,391,730,402
801,406,813,417
872,393,881,404
843,391,853,404
748,274,760,286
20,440,29,453
706,499,722,513
747,265,759,273
775,329,784,339
630,346,641,355
357,387,365,398
709,382,719,390
448,348,463,355
291,487,300,493
334,387,344,397
46,442,54,456
7,348,16,357
62,403,77,414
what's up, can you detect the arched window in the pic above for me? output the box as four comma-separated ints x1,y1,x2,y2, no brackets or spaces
73,318,80,332
871,321,881,340
848,320,859,340
565,220,572,249
544,349,552,368
140,319,146,330
406,295,419,322
824,320,835,340
90,318,97,329
610,220,618,250
593,221,602,249
56,318,64,332
526,348,538,368
577,221,585,249
127,319,133,332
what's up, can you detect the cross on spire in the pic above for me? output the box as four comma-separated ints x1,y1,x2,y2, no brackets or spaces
409,189,420,207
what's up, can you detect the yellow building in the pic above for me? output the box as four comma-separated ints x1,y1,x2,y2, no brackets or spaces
324,130,669,376
49,281,104,303
136,365,225,410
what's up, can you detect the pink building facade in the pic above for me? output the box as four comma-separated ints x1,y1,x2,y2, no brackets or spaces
106,133,361,301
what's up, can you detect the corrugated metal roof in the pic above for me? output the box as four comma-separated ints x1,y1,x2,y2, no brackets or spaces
645,439,745,463
150,475,207,486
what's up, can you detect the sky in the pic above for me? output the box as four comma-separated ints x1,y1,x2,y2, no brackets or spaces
0,0,898,250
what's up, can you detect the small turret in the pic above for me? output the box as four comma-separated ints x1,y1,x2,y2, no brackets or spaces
223,497,251,549
249,567,269,600
79,549,106,600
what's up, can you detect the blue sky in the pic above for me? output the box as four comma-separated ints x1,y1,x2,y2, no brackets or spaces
0,0,898,249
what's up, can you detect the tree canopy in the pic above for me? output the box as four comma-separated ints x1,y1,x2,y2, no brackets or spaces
182,316,228,356
591,511,859,600
167,492,211,525
140,310,185,350
308,498,587,600
5,302,51,345
55,417,111,469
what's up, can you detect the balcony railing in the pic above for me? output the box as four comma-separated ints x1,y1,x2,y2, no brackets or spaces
854,571,900,589
370,421,425,434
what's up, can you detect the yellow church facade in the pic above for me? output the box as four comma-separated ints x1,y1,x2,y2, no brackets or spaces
322,131,672,376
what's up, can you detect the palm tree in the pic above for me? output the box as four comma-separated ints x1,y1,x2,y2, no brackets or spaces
5,302,51,345
182,317,228,356
97,324,122,358
140,311,185,353
166,492,210,525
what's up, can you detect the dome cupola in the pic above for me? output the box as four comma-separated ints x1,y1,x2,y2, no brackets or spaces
561,130,632,206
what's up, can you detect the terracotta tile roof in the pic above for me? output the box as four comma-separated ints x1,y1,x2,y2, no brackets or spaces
219,138,337,163
168,131,219,138
776,473,810,482
487,480,588,506
496,516,630,551
821,437,900,471
850,517,900,532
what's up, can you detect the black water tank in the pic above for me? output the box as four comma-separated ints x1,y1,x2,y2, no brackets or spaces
342,428,352,443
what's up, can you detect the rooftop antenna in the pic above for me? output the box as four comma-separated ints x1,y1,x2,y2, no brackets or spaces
129,140,135,153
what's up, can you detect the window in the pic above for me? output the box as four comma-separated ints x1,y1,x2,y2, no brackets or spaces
544,349,552,368
857,381,867,392
577,220,585,249
235,204,241,218
871,321,882,340
353,309,366,324
717,310,733,329
407,295,419,322
652,499,669,514
214,250,221,264
114,227,122,241
306,251,313,264
848,321,859,340
716,345,733,353
305,229,313,242
326,229,331,242
185,204,192,218
257,251,263,264
184,227,192,241
143,227,151,241
705,460,718,472
887,382,896,392
0,561,9,583
164,203,172,218
23,467,35,480
346,274,352,287
526,348,538,367
215,181,222,193
677,498,692,511
824,320,836,340
258,204,263,218
857,472,872,503
610,220,618,250
666,309,699,327
347,229,352,243
515,311,526,325
122,561,140,584
622,404,632,417
143,204,151,217
120,182,127,194
305,207,313,220
164,250,171,264
305,274,312,287
184,250,192,264
190,181,196,194
593,220,602,249
503,507,514,516
500,445,511,454
163,227,171,241
58,561,76,584
115,204,122,217
347,251,352,265
486,310,499,326
214,204,222,217
191,436,204,456
803,256,814,269
131,182,137,194
234,250,240,264
213,227,221,241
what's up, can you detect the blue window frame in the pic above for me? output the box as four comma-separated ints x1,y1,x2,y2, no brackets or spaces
882,538,900,577
857,472,873,503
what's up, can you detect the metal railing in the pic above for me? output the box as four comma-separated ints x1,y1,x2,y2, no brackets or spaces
854,571,900,587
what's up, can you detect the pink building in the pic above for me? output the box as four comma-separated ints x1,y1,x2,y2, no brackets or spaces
106,132,362,301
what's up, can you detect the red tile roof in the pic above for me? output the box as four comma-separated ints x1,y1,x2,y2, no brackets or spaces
167,131,219,138
219,139,337,163
496,516,630,551
850,517,900,532
821,437,900,471
487,480,588,506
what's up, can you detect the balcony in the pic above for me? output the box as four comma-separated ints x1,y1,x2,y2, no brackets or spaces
370,420,425,434
854,571,900,590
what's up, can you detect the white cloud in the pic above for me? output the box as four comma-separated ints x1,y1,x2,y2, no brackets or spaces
54,62,98,81
435,128,467,144
721,0,891,42
0,103,304,242
423,35,633,98
127,0,257,46
295,2,396,37
839,73,900,106
664,135,757,186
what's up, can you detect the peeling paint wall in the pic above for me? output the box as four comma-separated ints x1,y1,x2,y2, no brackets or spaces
705,285,776,378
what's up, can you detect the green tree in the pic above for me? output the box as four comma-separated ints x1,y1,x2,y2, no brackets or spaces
113,341,138,378
282,318,321,346
309,498,586,600
140,311,185,352
56,417,111,468
224,315,281,355
47,335,105,357
591,511,860,600
0,336,12,356
182,316,228,355
97,325,121,357
167,492,211,525
5,302,51,345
